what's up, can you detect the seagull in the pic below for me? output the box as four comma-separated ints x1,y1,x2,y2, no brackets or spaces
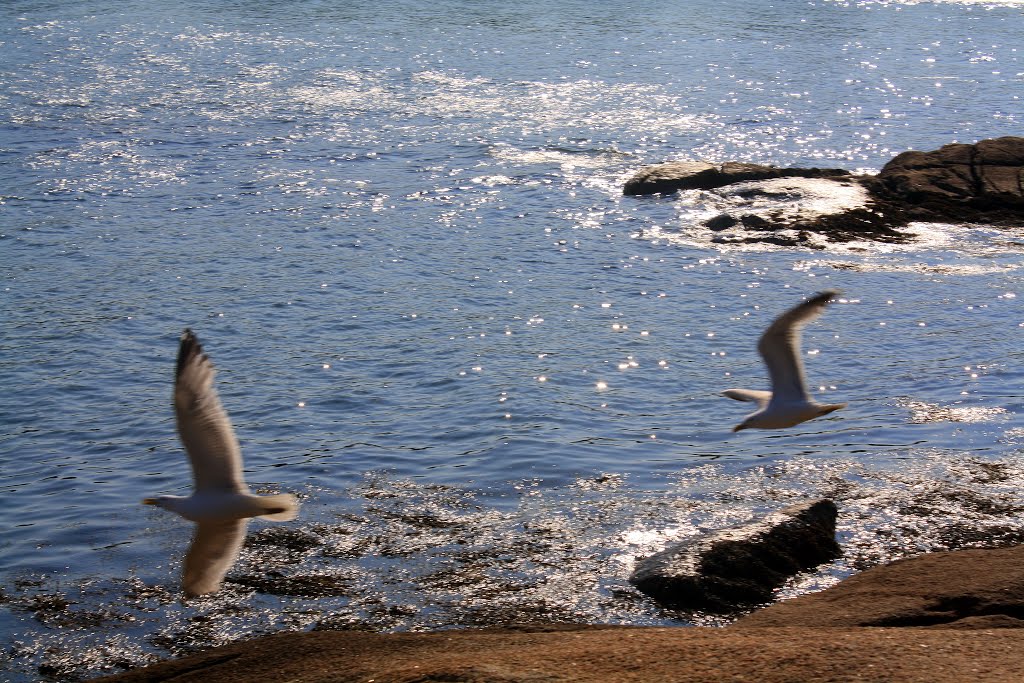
722,290,846,432
143,329,298,596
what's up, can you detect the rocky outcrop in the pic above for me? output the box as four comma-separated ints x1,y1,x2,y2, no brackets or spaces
623,136,1024,244
868,136,1024,223
734,544,1024,629
98,545,1024,683
97,625,1024,683
700,176,909,245
622,161,852,196
96,544,1024,683
629,499,840,612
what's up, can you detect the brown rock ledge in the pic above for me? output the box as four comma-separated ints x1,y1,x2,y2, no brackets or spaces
99,545,1024,683
97,627,1023,683
734,545,1024,629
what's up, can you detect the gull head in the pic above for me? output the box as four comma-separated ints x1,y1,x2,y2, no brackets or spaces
142,493,226,522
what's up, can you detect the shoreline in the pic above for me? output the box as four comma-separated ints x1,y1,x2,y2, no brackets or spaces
96,626,1024,683
99,545,1024,682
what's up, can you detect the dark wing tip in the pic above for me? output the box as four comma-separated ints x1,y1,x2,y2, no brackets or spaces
810,289,841,304
790,289,841,318
176,328,205,378
759,289,842,351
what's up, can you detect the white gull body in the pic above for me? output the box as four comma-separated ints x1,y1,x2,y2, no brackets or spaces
143,329,298,596
723,290,846,432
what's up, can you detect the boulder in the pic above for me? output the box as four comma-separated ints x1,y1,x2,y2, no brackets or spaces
869,135,1024,222
629,499,840,612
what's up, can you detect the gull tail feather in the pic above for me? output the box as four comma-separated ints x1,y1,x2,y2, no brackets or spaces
818,402,847,416
255,493,299,522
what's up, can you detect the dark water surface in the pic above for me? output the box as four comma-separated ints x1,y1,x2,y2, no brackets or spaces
2,0,1023,679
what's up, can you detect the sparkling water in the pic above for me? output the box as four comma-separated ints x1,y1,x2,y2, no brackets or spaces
1,0,1022,679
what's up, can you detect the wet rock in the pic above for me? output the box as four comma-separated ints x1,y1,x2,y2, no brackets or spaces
705,178,909,244
734,544,1024,628
245,526,325,553
704,213,739,231
92,546,1024,683
623,160,852,195
228,572,354,598
739,213,774,230
629,499,840,612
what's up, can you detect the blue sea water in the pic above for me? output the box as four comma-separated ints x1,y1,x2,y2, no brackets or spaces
1,0,1023,679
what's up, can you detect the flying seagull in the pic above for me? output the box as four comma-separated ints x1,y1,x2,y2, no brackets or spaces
722,290,846,432
143,329,298,596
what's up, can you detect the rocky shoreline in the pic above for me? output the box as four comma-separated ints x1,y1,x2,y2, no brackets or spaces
90,138,1024,681
622,136,1024,246
99,544,1024,682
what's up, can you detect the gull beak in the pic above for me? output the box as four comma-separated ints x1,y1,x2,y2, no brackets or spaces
142,498,158,505
732,424,746,432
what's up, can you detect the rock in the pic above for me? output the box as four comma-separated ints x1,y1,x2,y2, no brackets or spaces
703,213,739,231
626,163,906,245
733,544,1024,629
629,499,840,612
623,161,852,196
869,135,1024,222
95,545,1024,683
94,619,1024,683
624,136,1024,244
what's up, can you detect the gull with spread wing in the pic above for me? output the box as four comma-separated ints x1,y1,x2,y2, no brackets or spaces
723,290,846,432
143,329,298,596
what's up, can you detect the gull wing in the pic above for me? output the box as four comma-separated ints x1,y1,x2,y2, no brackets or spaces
174,329,247,494
721,389,772,407
757,290,838,403
182,519,248,597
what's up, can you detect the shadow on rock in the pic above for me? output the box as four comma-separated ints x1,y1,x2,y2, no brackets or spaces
629,499,840,612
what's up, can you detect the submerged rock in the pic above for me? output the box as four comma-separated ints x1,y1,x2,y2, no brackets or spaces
702,176,908,245
629,499,840,612
228,572,355,598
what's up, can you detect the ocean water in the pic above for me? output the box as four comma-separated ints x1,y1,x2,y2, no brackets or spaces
1,0,1023,679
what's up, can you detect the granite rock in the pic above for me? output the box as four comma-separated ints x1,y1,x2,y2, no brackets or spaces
734,544,1024,629
96,544,1024,683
